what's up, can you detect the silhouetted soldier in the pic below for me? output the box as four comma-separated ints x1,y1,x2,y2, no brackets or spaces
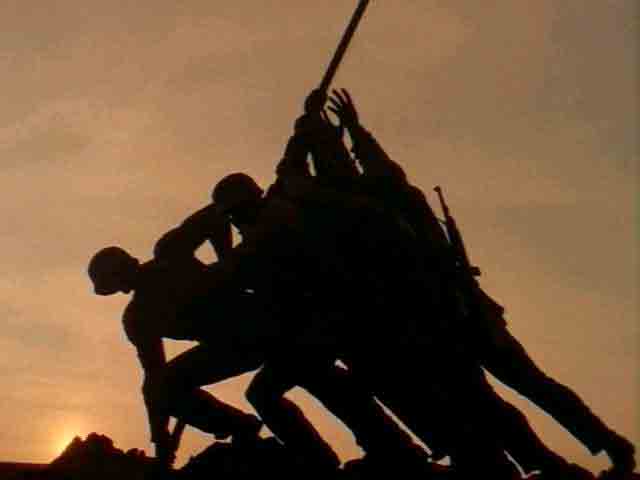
89,200,424,473
212,171,528,479
88,205,266,469
325,88,636,478
270,96,548,475
269,88,613,479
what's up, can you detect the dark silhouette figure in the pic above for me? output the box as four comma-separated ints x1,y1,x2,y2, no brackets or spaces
235,87,615,479
322,87,636,478
88,201,425,473
208,173,435,468
212,169,539,479
88,221,264,469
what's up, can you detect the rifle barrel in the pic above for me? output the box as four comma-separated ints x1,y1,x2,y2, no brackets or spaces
433,185,450,217
433,185,481,277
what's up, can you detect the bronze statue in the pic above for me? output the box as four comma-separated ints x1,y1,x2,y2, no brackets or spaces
325,88,636,478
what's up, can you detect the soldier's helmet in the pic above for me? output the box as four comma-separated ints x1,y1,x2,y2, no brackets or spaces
212,173,263,215
88,246,137,295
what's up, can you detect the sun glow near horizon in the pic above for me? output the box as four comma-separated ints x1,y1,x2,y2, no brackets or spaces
50,423,86,460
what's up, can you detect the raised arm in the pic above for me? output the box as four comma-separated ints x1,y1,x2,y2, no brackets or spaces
153,204,232,262
276,89,358,191
328,89,457,263
275,128,314,180
328,88,406,182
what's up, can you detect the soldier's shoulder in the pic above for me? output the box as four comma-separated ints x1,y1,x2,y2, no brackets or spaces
187,204,229,233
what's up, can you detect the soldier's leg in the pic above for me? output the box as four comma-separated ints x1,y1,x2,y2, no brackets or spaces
385,320,596,478
285,310,422,458
347,346,520,479
296,361,425,458
245,358,341,470
474,373,591,477
158,344,264,440
247,349,425,467
481,326,635,471
353,367,448,462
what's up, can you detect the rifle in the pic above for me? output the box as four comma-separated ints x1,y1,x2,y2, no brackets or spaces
433,185,481,277
433,186,505,318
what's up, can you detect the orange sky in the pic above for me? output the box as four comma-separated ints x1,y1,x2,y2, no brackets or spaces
0,1,637,474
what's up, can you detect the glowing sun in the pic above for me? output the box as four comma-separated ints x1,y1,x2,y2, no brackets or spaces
51,427,82,458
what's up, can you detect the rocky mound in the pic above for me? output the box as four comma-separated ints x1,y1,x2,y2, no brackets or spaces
40,432,453,480
177,436,453,480
47,432,154,480
9,432,637,480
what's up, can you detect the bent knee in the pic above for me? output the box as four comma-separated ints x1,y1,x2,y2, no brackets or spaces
150,372,194,406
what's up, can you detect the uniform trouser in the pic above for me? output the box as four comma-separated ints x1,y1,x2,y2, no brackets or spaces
243,307,518,477
366,280,575,474
478,324,611,455
153,338,343,464
152,300,415,465
245,346,416,468
159,344,414,468
323,274,563,480
337,299,574,477
365,352,567,475
340,339,524,478
156,342,264,439
146,289,277,439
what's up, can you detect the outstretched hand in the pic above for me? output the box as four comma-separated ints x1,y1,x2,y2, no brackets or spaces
295,88,344,139
327,88,359,128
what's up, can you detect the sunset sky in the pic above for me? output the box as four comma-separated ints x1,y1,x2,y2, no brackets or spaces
0,1,637,474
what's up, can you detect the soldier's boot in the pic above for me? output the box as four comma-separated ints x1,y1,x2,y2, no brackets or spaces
601,429,636,475
486,334,634,473
559,402,636,475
